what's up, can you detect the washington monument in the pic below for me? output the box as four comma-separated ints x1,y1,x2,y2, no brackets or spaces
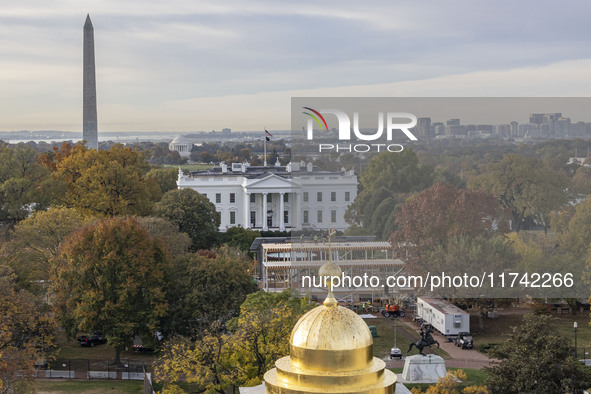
83,14,98,150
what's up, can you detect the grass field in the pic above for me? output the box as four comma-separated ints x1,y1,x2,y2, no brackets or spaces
471,309,591,356
53,329,157,362
35,380,143,394
364,317,450,359
162,163,212,171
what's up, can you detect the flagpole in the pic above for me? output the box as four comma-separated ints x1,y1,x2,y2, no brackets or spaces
264,128,267,166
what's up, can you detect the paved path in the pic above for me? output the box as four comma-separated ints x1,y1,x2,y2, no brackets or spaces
383,316,494,370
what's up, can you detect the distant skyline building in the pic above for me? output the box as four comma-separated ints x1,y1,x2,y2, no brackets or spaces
83,14,98,150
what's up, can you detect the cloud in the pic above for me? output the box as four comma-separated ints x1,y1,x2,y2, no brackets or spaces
1,1,591,131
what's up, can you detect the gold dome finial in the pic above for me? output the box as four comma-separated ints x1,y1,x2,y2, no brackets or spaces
318,222,340,307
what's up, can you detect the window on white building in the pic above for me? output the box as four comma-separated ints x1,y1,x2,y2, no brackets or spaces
303,192,309,202
303,210,309,223
317,210,323,223
317,192,322,202
267,194,272,203
216,193,221,203
345,191,350,202
250,211,256,227
230,193,236,203
230,211,236,225
250,194,256,203
331,210,336,223
283,193,288,203
284,210,289,224
331,191,336,202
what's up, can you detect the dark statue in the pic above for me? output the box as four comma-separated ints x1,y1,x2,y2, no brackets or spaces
407,325,440,356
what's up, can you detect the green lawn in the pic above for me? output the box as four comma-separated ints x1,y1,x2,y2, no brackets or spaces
162,163,212,171
35,380,143,394
471,310,591,357
364,317,450,359
54,329,157,362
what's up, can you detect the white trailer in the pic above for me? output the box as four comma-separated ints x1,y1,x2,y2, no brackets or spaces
416,298,470,336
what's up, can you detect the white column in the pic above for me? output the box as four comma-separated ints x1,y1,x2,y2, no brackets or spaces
262,192,268,231
294,191,300,230
279,192,285,231
244,192,250,229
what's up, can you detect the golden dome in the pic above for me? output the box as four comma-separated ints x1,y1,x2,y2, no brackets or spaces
291,304,372,351
264,233,396,393
264,303,397,393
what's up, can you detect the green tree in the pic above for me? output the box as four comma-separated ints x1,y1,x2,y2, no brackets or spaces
226,291,314,386
0,143,62,228
164,247,257,337
469,154,569,232
146,167,179,195
52,217,170,363
0,207,92,292
552,197,591,258
485,313,591,393
345,149,434,239
42,143,161,217
134,216,191,257
154,188,220,251
155,323,237,394
155,291,313,392
219,226,261,255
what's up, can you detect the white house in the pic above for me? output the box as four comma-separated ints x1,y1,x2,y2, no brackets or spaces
176,160,357,232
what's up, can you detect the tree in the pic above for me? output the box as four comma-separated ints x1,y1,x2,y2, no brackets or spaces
41,143,161,217
552,196,591,258
155,323,237,394
469,154,569,232
391,183,510,274
154,188,220,251
486,314,591,393
346,149,434,239
225,291,314,385
0,207,92,292
146,167,179,195
164,247,257,337
52,217,170,363
0,143,63,229
219,226,261,255
155,291,314,392
134,216,191,257
0,266,56,393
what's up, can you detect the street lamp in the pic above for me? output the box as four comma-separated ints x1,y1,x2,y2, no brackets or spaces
574,322,578,359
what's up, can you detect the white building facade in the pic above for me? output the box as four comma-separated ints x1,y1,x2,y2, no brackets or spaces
177,161,357,232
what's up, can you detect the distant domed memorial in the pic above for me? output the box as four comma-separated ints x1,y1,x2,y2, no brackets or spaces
169,135,194,157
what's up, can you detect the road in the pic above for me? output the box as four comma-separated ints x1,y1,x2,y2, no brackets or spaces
383,316,494,370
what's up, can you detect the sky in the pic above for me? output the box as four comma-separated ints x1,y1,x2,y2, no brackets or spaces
1,0,591,133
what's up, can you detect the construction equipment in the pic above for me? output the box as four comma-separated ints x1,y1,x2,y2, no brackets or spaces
381,304,406,318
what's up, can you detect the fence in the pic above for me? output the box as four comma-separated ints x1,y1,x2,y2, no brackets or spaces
34,358,151,381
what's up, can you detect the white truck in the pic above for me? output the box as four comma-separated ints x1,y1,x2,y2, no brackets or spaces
416,298,470,338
